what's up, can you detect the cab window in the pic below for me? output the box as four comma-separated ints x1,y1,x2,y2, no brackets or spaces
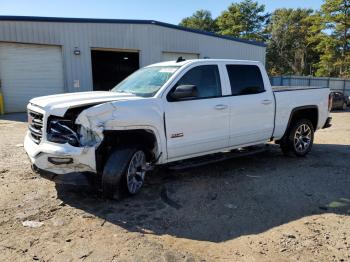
226,65,265,96
173,65,222,99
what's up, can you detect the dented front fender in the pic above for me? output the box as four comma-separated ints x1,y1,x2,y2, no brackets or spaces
76,103,118,146
75,99,166,163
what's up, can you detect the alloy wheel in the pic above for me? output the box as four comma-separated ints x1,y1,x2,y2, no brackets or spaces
126,150,146,194
293,124,312,153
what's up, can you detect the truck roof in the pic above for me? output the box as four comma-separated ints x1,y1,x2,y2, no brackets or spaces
148,59,261,67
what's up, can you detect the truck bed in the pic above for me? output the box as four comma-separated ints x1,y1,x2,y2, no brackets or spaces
272,86,328,92
272,86,330,139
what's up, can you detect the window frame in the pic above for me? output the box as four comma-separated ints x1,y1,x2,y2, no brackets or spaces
166,64,224,102
225,64,266,97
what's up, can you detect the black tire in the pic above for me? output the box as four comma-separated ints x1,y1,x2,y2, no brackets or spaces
280,137,292,156
280,119,314,157
102,147,147,199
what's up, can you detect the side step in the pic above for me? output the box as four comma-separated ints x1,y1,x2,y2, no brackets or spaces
168,145,268,171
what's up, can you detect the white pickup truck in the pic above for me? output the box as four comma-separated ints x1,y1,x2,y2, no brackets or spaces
25,59,332,198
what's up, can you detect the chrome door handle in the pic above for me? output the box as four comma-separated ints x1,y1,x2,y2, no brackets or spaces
261,99,272,105
215,104,228,110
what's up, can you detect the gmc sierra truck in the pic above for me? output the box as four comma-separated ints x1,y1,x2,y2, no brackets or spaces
24,59,332,199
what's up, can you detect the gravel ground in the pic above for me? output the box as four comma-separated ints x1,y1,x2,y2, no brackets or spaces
0,111,349,262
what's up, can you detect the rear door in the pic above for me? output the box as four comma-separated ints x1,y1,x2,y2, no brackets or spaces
224,64,275,146
164,63,231,160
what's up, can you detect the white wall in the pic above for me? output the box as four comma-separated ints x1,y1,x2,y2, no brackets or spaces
0,20,266,93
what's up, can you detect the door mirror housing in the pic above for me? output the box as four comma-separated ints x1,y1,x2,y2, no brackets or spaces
169,85,198,101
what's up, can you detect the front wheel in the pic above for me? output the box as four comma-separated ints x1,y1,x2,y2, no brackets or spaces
280,119,314,157
102,147,147,199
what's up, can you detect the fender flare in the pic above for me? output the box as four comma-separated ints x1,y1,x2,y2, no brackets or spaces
282,105,319,138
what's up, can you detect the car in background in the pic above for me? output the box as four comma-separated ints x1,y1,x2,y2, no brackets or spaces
330,92,349,110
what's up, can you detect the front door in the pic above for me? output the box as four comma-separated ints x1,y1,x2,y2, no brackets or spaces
164,64,230,161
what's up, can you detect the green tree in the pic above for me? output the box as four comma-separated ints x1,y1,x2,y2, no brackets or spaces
266,9,320,76
179,10,217,32
315,0,350,77
216,0,269,41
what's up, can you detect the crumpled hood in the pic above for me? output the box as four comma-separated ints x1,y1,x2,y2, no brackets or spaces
29,91,141,116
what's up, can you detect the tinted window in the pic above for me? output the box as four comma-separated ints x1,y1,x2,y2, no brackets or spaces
226,65,265,95
174,65,222,99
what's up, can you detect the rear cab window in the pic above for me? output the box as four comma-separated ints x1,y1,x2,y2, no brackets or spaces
226,65,265,96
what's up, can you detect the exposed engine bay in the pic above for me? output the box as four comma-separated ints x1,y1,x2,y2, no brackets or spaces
46,105,102,148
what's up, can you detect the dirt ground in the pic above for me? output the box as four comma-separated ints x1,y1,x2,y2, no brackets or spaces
0,111,349,262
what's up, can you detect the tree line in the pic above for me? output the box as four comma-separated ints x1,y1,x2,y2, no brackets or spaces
179,0,349,78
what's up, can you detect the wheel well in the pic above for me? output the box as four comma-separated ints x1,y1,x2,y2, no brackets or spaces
288,107,318,132
95,129,158,174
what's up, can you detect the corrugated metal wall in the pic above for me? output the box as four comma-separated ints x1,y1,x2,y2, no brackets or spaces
0,20,266,93
270,76,350,96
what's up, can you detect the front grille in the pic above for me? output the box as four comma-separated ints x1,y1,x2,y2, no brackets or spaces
28,110,44,144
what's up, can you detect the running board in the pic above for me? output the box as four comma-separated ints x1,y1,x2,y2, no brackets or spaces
168,145,268,171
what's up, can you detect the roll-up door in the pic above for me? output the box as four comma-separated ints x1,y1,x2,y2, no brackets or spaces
0,42,64,112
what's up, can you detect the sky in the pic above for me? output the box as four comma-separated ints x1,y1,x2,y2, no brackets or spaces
0,0,325,25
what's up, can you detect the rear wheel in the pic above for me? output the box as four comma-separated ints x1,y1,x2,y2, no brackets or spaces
280,119,314,157
102,147,147,199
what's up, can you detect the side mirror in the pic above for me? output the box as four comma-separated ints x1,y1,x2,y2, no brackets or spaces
170,85,198,101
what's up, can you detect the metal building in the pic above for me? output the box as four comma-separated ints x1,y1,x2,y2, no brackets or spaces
0,16,266,112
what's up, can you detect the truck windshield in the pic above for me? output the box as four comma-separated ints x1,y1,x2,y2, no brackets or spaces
111,66,179,97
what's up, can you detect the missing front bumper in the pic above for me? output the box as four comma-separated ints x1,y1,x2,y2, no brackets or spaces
32,164,97,186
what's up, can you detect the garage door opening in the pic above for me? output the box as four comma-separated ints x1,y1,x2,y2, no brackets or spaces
91,49,139,91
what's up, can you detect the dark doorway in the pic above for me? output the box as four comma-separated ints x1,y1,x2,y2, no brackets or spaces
91,50,139,91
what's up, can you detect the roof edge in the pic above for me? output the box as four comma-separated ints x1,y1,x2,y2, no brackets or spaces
0,16,267,47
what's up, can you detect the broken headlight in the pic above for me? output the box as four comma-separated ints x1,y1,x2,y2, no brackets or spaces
47,119,80,147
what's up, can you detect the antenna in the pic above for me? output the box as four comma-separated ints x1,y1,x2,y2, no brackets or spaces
176,56,186,63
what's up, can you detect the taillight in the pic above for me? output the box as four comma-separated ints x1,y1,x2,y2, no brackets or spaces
328,93,333,111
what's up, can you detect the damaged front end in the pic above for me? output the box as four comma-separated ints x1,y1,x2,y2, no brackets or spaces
26,101,159,186
47,105,104,148
47,117,81,147
75,102,118,147
25,105,104,186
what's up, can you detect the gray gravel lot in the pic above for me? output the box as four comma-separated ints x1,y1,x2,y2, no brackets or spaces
0,111,349,261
